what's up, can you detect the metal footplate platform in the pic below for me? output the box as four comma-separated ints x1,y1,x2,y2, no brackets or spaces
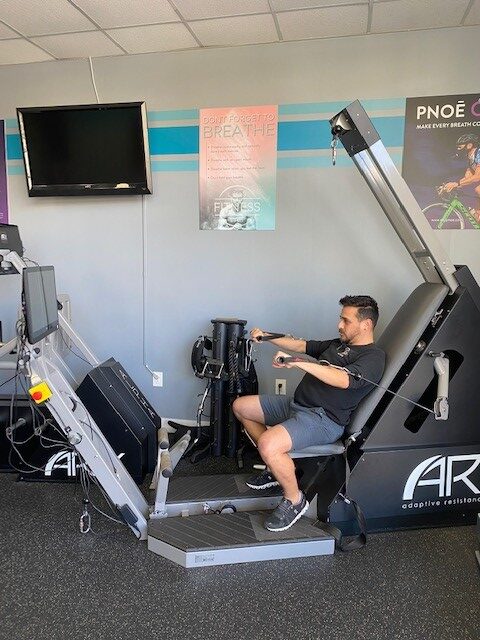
148,511,335,567
164,473,283,516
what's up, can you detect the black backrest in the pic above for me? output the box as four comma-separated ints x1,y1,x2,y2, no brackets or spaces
347,282,449,436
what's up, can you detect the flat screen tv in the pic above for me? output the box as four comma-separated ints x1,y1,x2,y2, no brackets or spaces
22,266,59,344
17,102,152,196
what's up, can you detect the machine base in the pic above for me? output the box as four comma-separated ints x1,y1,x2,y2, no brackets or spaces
148,511,334,568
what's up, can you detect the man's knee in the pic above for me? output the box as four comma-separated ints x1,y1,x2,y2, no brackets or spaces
232,396,247,419
258,430,289,461
232,395,263,423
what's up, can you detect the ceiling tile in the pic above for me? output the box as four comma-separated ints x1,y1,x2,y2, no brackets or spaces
272,0,367,10
189,14,278,46
0,38,53,64
0,22,20,39
73,0,179,29
465,0,480,25
277,5,368,40
0,0,95,36
32,31,124,59
371,0,470,33
172,0,270,20
106,23,198,54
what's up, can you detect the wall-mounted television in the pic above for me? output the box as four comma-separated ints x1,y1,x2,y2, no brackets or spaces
17,102,152,197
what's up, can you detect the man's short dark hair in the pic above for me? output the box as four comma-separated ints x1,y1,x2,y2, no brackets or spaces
339,295,379,328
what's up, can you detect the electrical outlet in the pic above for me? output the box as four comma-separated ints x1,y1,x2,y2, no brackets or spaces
275,379,286,395
153,371,163,387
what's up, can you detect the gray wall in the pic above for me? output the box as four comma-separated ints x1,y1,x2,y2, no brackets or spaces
1,26,479,419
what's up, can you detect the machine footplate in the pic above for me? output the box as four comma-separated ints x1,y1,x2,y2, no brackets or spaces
148,510,334,567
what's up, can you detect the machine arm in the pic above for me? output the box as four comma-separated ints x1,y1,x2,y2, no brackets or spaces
329,101,458,293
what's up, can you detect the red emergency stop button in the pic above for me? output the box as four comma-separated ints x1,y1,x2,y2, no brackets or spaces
29,382,52,404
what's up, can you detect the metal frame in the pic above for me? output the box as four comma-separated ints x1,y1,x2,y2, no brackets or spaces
1,250,150,539
330,101,458,292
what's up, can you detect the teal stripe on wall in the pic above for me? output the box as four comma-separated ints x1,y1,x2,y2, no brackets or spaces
7,134,22,160
8,165,24,175
149,109,199,122
278,152,402,169
279,98,406,116
278,116,404,150
148,126,199,154
5,105,406,167
151,160,198,171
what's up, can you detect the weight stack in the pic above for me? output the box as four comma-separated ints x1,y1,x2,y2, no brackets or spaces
210,318,248,458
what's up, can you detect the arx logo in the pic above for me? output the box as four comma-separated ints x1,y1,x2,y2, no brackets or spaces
403,454,480,500
45,450,79,476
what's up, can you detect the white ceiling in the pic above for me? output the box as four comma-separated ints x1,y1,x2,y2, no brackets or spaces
0,0,477,65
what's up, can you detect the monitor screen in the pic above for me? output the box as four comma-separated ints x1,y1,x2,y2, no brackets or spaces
17,102,152,196
22,266,59,344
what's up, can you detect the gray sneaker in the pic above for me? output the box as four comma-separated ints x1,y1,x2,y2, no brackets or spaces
264,493,309,531
245,469,280,490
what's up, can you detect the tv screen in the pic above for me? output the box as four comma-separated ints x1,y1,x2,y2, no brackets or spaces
17,102,152,196
22,266,59,344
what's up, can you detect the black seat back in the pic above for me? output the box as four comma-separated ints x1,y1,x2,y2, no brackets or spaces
346,282,449,437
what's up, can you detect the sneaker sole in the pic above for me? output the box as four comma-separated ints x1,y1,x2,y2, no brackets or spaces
245,481,280,490
265,500,310,532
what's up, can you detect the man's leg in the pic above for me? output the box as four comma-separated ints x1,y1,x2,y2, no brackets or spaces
257,425,300,504
232,395,267,444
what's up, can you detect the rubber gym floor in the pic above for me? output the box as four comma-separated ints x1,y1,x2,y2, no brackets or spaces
0,457,478,640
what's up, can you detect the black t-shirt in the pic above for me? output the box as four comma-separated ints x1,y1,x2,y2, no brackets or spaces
293,339,386,427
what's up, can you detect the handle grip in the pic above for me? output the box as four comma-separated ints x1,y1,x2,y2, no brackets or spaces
257,332,286,341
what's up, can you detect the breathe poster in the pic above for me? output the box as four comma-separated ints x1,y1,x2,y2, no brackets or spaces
0,121,8,224
403,94,480,230
199,105,277,230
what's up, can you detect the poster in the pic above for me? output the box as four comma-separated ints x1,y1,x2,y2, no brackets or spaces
403,94,480,230
0,121,8,224
199,105,277,230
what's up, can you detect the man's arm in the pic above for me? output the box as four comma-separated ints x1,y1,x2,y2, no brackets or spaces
444,166,480,192
274,354,349,388
250,328,306,353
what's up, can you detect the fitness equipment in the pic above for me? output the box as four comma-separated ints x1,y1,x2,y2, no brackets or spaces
171,318,258,465
3,98,480,567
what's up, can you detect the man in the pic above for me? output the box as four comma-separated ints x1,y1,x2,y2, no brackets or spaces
217,188,256,230
233,295,385,532
442,134,480,223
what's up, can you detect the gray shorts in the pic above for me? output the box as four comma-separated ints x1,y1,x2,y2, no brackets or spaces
259,395,344,452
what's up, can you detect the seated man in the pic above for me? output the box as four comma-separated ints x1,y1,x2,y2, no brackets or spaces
233,295,386,532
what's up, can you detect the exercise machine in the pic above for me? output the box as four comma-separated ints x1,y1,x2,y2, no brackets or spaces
149,101,480,563
2,99,480,568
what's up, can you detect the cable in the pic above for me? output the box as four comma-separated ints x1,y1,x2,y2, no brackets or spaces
280,354,436,415
88,57,100,103
58,329,91,365
0,373,18,390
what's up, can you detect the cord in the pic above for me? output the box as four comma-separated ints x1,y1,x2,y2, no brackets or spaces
58,329,91,365
88,57,100,103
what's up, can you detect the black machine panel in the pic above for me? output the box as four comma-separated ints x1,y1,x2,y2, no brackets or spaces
76,360,159,483
331,445,480,532
0,397,38,471
362,285,480,450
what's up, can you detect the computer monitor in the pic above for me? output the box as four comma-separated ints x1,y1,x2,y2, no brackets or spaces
22,266,59,344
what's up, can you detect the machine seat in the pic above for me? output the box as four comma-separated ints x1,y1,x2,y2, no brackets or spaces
291,440,345,458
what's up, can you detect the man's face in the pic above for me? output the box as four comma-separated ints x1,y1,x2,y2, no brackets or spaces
338,306,369,344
